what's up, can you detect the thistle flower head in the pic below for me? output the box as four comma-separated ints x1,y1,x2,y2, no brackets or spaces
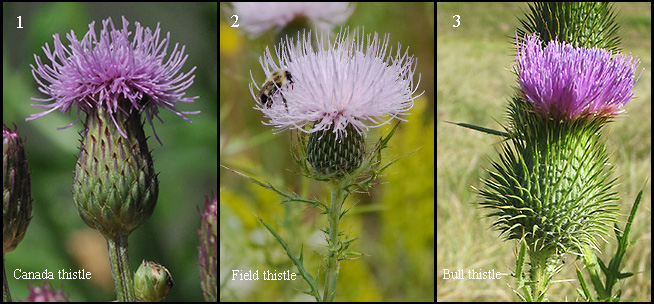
250,28,421,140
29,17,205,239
28,16,199,142
515,33,641,121
3,124,32,253
250,28,422,177
198,194,217,302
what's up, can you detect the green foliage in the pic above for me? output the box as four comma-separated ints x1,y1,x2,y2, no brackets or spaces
258,218,322,301
576,187,644,301
229,120,417,301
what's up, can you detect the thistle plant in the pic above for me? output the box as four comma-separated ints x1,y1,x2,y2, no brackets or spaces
27,16,197,301
3,124,33,302
235,27,422,301
455,2,644,301
479,33,640,300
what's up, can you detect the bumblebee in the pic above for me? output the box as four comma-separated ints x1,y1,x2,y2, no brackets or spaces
256,69,293,109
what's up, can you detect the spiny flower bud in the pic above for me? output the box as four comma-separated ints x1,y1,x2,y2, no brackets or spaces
73,105,158,240
134,260,174,302
307,123,365,178
198,195,217,302
3,124,33,253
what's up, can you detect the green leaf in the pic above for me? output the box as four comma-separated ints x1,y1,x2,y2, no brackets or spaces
258,217,322,301
446,121,510,137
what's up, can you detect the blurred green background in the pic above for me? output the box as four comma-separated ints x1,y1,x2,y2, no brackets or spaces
3,3,217,302
219,2,434,302
437,2,650,302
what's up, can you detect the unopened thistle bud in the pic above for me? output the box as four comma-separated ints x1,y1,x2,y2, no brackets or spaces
73,105,159,240
134,260,174,302
198,195,217,302
3,124,33,253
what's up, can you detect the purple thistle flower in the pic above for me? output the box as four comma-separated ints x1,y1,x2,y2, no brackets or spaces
515,33,642,121
23,282,69,302
28,16,199,141
250,28,422,140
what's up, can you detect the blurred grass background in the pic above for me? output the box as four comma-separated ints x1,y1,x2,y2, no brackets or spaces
3,3,217,302
437,2,650,302
219,3,434,302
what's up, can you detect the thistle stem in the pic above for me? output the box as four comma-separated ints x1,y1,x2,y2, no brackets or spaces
527,247,560,301
323,180,345,302
108,235,135,302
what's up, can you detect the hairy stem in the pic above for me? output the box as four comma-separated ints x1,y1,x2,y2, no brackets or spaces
108,235,135,301
323,180,345,302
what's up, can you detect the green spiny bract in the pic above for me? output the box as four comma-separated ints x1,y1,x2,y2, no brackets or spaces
73,106,158,240
479,96,619,255
516,2,621,52
307,123,365,179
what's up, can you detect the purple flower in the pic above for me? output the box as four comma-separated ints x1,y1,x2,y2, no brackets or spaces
28,16,199,139
250,28,422,139
515,33,642,120
23,282,69,302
